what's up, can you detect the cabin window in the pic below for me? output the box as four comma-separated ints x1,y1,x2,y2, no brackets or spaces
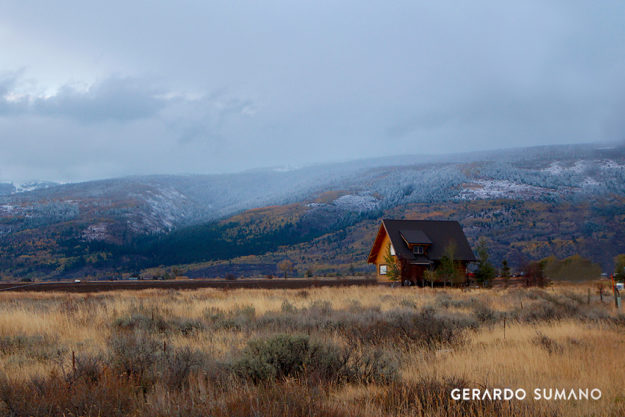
413,246,424,255
379,265,387,275
390,245,395,256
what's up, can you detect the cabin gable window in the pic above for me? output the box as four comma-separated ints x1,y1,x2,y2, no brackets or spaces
413,246,424,255
379,265,387,275
390,245,395,256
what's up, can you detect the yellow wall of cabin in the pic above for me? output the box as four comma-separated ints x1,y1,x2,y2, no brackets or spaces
374,233,397,281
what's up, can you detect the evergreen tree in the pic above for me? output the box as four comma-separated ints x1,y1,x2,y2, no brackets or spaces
383,243,401,282
501,259,511,287
474,237,496,287
501,259,511,278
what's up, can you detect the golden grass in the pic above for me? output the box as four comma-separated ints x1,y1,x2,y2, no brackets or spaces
0,285,623,416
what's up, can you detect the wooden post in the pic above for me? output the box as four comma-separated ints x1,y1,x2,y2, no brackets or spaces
72,350,76,373
587,288,590,305
503,316,506,340
612,274,620,309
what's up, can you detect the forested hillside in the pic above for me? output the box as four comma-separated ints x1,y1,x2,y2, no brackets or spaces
1,143,624,280
170,197,625,279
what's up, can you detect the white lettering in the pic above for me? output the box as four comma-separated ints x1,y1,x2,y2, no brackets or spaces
452,386,600,401
591,389,602,400
472,389,480,400
451,389,461,401
462,388,470,400
503,389,513,400
493,388,502,400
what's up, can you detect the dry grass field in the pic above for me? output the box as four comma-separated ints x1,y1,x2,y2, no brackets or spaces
0,284,623,416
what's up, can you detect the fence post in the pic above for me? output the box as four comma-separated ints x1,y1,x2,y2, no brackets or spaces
613,274,621,309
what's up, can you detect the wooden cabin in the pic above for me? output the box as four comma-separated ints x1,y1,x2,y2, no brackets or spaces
367,219,476,285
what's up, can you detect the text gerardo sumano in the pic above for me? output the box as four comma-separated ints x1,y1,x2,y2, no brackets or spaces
451,387,602,401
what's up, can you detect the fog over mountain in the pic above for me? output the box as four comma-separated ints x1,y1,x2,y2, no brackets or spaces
2,1,625,182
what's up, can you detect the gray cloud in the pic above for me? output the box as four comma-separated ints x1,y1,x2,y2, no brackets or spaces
0,0,624,182
0,76,167,122
163,94,257,144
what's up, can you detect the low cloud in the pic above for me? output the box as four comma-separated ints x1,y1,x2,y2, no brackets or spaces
0,1,624,182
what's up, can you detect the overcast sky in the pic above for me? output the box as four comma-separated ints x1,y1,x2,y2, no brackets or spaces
1,1,624,182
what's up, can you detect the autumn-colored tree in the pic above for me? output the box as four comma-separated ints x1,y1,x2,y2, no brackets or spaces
436,242,464,286
523,260,549,287
614,254,625,281
543,255,601,282
277,259,294,279
424,269,437,288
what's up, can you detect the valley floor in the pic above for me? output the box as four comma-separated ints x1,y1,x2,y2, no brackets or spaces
0,285,623,416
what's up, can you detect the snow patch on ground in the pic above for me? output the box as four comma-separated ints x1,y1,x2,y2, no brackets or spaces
599,159,625,170
127,187,192,234
543,161,587,175
544,159,625,175
332,194,379,212
458,180,548,200
580,177,600,188
82,223,109,241
13,181,60,193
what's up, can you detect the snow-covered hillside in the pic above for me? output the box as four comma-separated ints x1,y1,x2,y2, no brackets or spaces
0,143,624,242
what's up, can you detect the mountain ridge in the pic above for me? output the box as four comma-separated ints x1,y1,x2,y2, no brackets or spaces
1,142,624,280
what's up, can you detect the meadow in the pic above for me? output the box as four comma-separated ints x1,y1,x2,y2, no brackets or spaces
0,284,623,416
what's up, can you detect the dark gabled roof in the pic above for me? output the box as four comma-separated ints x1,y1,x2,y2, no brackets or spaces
380,219,476,262
400,229,432,245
